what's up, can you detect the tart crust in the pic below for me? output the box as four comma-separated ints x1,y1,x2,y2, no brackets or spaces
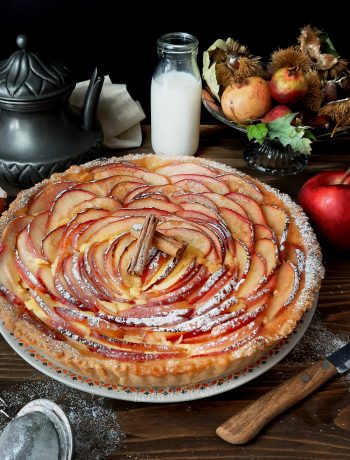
0,154,324,387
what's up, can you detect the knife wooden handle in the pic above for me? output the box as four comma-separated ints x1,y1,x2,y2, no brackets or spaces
216,359,338,445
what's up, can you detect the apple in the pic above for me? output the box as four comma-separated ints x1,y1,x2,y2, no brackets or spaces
262,105,292,123
270,66,308,105
298,169,350,249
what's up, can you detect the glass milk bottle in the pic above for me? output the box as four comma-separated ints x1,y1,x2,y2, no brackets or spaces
151,32,202,156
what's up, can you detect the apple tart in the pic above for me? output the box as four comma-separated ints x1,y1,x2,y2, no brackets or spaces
0,155,324,387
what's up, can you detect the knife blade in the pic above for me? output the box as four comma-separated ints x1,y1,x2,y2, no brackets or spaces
216,342,350,445
326,342,350,373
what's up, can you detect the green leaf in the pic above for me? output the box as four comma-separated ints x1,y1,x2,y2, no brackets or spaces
262,113,314,155
289,137,313,155
318,31,340,58
246,123,268,144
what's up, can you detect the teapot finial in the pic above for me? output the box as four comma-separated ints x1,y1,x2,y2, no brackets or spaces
16,35,28,49
81,67,104,131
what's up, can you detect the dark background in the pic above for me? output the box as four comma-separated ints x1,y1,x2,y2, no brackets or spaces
0,0,348,122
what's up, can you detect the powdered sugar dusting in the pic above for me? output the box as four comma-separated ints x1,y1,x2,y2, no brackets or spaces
285,310,350,384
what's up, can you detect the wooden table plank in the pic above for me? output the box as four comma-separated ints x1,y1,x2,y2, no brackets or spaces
1,125,350,459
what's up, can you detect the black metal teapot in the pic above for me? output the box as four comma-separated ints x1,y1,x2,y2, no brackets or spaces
0,35,104,194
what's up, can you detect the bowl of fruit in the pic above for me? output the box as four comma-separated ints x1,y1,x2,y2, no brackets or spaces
202,26,350,175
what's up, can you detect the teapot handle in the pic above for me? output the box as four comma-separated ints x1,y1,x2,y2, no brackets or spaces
81,67,104,131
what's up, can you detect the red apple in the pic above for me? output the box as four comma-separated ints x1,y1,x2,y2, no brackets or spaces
262,105,292,122
270,66,308,105
298,169,350,249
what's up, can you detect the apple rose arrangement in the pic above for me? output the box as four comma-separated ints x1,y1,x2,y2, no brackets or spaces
0,156,324,386
203,26,350,155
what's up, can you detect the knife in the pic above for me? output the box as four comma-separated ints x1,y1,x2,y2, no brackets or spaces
216,342,350,445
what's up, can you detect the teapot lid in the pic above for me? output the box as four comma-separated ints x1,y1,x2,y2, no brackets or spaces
0,35,74,108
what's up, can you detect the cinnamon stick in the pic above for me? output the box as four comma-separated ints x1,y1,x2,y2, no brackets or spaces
131,227,187,258
128,214,159,276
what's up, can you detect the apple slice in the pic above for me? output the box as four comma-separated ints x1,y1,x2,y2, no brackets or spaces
58,208,111,254
191,321,260,355
0,216,32,304
124,184,181,204
189,268,234,305
104,235,135,298
170,193,218,212
234,239,251,282
175,209,214,223
215,174,263,202
62,253,107,309
146,265,208,306
203,193,247,219
220,208,254,250
180,202,220,221
261,204,290,249
110,181,147,203
211,296,267,337
173,179,211,193
170,174,230,194
54,257,81,306
16,229,44,290
187,265,227,303
27,181,77,215
265,261,299,321
160,227,212,257
236,253,267,299
155,162,217,177
227,192,266,224
125,197,181,213
27,210,49,258
246,275,276,305
76,174,146,196
254,224,276,241
141,252,174,291
285,244,305,274
42,226,65,263
70,197,121,215
86,241,127,300
92,164,169,185
75,216,144,250
47,189,97,233
255,238,278,276
122,185,152,204
145,261,200,299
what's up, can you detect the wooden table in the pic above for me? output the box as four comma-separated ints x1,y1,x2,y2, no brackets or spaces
1,125,350,459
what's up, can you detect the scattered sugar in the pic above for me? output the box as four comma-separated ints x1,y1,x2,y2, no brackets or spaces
0,380,125,460
284,311,350,384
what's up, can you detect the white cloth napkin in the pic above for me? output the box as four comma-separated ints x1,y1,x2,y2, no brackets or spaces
70,76,146,148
